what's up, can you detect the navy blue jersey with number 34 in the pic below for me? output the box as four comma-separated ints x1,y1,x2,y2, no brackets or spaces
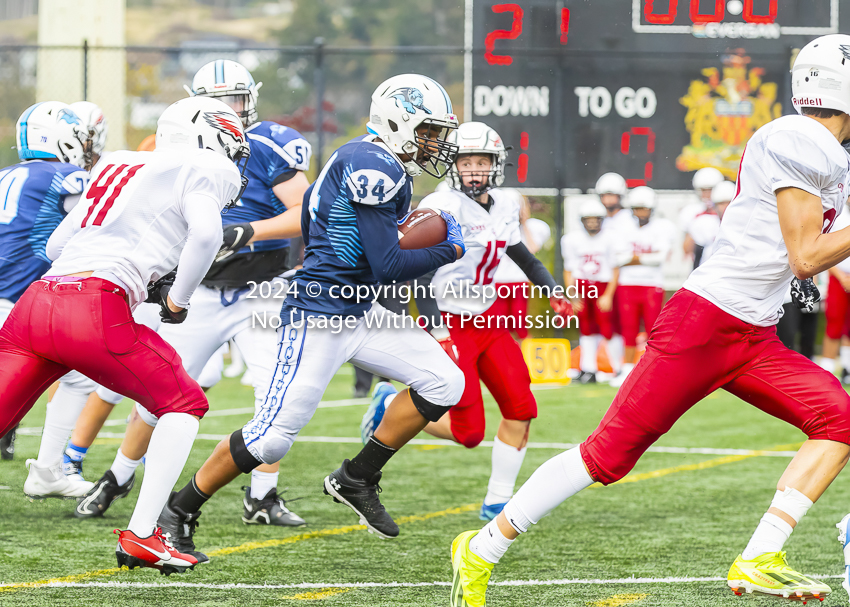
284,135,457,318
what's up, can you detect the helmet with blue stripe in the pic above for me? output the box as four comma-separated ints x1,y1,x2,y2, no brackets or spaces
16,101,87,168
185,60,262,127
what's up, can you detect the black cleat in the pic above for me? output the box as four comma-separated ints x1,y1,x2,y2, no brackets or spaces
241,486,306,527
157,492,208,564
323,459,399,539
578,371,598,384
842,368,850,385
75,470,135,518
0,424,18,460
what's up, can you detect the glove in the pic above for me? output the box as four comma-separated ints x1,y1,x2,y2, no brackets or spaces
145,270,176,304
790,277,820,313
441,211,466,257
157,284,188,324
549,295,573,317
215,222,255,262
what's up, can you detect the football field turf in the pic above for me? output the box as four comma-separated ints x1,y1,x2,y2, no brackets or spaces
2,368,849,606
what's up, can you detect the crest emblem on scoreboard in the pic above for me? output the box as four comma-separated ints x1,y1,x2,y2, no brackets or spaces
676,50,781,179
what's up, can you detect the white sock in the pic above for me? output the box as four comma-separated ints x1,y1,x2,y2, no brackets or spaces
608,335,624,374
579,335,599,373
383,391,398,408
36,384,88,467
250,470,279,499
841,346,850,371
111,448,143,486
469,518,514,564
127,413,199,537
742,513,793,560
819,357,836,373
484,436,527,506
502,447,594,533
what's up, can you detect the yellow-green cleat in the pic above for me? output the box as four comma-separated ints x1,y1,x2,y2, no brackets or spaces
451,530,494,607
727,551,829,603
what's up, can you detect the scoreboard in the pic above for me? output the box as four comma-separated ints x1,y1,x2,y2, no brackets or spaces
471,0,845,190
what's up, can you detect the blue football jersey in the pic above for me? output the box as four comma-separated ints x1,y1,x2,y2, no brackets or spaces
0,160,88,302
224,120,311,253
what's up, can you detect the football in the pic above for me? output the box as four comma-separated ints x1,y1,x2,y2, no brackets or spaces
397,208,447,250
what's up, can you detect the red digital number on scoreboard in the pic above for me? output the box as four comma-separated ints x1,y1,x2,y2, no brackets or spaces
484,3,571,65
644,0,777,25
621,127,655,187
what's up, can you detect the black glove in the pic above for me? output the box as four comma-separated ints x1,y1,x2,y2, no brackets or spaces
216,222,255,262
145,270,177,304
157,283,188,324
790,277,820,313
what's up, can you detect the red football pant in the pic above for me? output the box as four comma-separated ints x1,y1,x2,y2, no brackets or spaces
825,275,850,340
581,289,850,485
617,284,664,346
445,314,537,448
0,278,208,437
576,279,613,339
485,282,530,339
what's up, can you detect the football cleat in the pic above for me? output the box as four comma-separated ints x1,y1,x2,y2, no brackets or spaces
842,368,850,386
360,382,396,444
609,363,635,388
451,530,494,607
23,459,93,500
0,424,17,460
157,492,208,564
577,371,597,384
241,486,306,527
835,513,850,599
479,502,507,522
323,459,399,538
75,470,135,518
61,455,88,484
727,552,830,602
115,528,197,575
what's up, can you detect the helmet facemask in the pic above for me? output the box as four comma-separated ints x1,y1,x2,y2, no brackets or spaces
581,216,603,235
452,153,500,199
402,121,458,178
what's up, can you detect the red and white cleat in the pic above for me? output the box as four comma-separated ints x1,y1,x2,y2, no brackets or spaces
114,528,198,575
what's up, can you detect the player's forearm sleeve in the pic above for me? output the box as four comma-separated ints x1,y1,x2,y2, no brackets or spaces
412,270,443,332
353,203,457,284
506,242,557,289
169,194,224,308
45,214,78,261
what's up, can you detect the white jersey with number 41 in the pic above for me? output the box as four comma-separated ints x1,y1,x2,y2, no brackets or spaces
46,148,241,308
419,187,522,316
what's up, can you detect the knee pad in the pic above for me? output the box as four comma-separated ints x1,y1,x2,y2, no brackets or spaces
59,372,98,395
134,403,159,428
230,430,263,474
96,386,125,406
410,388,451,423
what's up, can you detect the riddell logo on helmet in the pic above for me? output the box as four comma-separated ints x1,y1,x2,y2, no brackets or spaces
792,97,823,106
204,111,244,141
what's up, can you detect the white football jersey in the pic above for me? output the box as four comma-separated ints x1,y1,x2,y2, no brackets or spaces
561,229,617,282
688,211,721,248
494,217,551,283
419,187,522,315
617,217,676,287
602,208,637,234
47,148,241,309
678,198,707,232
685,115,850,326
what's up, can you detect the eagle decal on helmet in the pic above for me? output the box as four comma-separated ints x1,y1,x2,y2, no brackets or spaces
203,111,244,142
390,87,432,115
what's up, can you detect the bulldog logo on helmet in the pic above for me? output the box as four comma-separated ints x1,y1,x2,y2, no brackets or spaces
203,111,244,142
389,87,432,115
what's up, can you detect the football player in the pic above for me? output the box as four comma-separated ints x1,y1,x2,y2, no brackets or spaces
680,166,724,267
155,74,466,561
609,187,675,388
688,180,735,270
819,200,850,377
451,34,850,606
562,198,618,384
363,121,570,522
0,96,248,574
76,60,311,527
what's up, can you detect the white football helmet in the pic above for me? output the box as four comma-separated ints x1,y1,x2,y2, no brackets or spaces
16,101,87,168
156,97,251,208
366,73,459,177
791,34,850,116
595,172,627,197
445,121,507,197
185,59,262,127
626,186,656,209
69,101,108,171
692,167,724,192
711,180,736,205
579,198,607,218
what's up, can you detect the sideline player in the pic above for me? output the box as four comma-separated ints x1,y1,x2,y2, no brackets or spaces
680,166,724,267
562,198,618,384
366,121,570,522
450,34,850,606
820,202,850,378
76,60,311,527
688,180,735,270
0,96,249,574
155,74,466,560
609,187,675,388
0,102,89,470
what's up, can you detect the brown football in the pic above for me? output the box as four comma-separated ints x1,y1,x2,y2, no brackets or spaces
398,208,447,250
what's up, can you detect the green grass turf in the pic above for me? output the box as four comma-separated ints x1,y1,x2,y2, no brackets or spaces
1,368,849,606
